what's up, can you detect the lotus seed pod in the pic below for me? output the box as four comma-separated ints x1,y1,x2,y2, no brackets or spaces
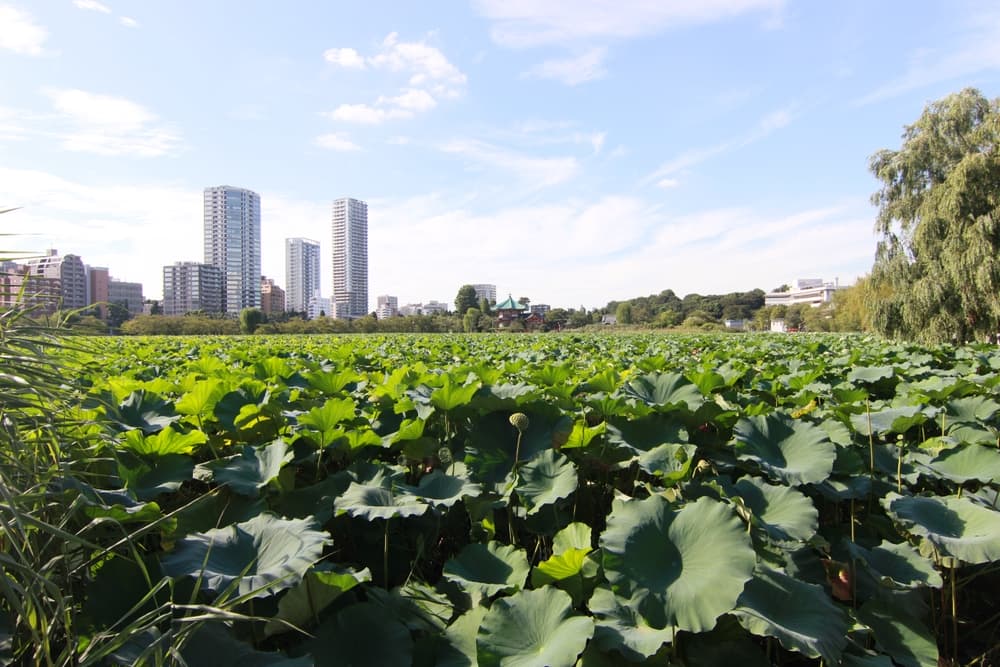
509,412,529,432
437,446,453,465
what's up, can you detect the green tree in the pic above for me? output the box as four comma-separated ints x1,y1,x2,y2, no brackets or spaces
463,307,481,333
239,307,265,334
615,302,633,325
455,285,478,315
869,88,1000,343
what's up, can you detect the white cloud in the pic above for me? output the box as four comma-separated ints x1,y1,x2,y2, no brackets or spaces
475,0,785,47
41,88,181,157
315,132,361,151
74,0,111,13
0,5,48,56
657,178,679,189
439,139,580,188
379,88,437,112
327,103,412,124
855,11,1000,105
523,47,608,85
323,47,366,69
371,32,467,90
387,136,411,145
120,16,138,28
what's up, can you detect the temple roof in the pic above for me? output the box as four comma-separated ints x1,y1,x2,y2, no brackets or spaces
495,294,525,311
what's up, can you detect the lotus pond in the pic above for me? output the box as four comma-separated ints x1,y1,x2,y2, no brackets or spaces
19,333,1000,665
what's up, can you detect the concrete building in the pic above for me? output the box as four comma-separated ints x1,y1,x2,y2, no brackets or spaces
25,250,87,310
108,280,144,316
764,278,843,308
0,264,61,312
204,185,261,315
285,238,320,314
307,291,331,319
331,197,368,319
261,276,285,316
163,262,223,315
472,284,497,304
421,300,449,315
376,294,398,319
87,266,110,319
530,304,551,317
399,303,422,317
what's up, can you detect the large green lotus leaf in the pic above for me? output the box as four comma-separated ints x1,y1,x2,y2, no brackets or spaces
214,386,270,432
178,623,312,667
466,411,573,484
848,540,942,589
161,513,331,598
310,601,413,667
588,585,674,661
530,549,599,606
334,479,429,520
561,419,606,449
553,522,592,554
304,368,362,395
730,475,818,543
732,567,848,664
850,405,925,436
122,425,206,456
397,467,481,508
118,453,194,500
477,587,594,667
732,414,836,485
297,397,356,434
175,378,227,419
856,600,938,667
637,444,697,484
515,450,577,515
621,372,704,413
840,650,896,667
605,414,689,453
437,606,488,667
264,565,372,637
200,440,292,496
945,395,1000,423
431,376,482,412
923,443,1000,484
600,495,755,633
884,492,1000,564
847,366,894,385
945,422,997,446
113,389,181,433
442,541,530,597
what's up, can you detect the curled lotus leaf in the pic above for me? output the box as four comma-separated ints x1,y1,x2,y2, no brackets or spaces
922,444,1000,484
161,513,331,598
730,475,818,543
600,495,755,633
620,372,704,413
732,413,835,485
589,585,674,661
515,450,578,515
848,540,942,589
442,541,530,597
334,480,429,520
883,492,1000,564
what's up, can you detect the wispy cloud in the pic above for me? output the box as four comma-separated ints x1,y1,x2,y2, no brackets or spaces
326,103,412,124
323,47,366,69
855,11,1000,105
439,139,580,188
315,132,361,151
0,5,48,56
523,47,607,85
73,0,111,13
41,88,182,157
120,16,138,28
657,178,679,189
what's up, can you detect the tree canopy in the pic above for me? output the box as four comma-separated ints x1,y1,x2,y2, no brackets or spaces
454,285,478,315
868,88,1000,343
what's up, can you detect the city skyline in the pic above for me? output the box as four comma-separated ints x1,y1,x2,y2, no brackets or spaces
203,185,261,315
3,3,1000,308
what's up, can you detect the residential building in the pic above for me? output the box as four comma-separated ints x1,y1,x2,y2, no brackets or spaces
261,276,285,316
764,279,843,308
421,300,448,315
307,291,331,319
204,185,261,315
331,197,368,319
472,284,497,304
0,264,61,312
162,262,223,315
25,250,87,310
530,304,551,317
108,280,144,316
399,303,423,317
376,294,398,319
285,238,320,313
87,266,110,319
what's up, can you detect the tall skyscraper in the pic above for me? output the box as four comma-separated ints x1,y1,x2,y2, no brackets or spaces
331,197,368,319
285,237,320,313
203,185,261,315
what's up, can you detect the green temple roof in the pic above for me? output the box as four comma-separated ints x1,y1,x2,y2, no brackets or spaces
495,294,525,311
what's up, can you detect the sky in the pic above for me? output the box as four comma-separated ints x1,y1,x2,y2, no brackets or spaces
2,1,999,310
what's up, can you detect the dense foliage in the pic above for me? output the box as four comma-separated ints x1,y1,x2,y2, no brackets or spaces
4,332,1000,665
869,87,1000,344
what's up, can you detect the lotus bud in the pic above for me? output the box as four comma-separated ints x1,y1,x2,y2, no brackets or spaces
509,412,530,432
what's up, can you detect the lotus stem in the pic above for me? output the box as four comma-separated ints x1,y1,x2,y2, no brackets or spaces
383,519,390,589
952,564,959,662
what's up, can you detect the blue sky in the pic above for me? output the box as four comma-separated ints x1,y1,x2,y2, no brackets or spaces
2,1,999,309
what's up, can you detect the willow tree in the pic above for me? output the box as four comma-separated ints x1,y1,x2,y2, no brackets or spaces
868,88,1000,343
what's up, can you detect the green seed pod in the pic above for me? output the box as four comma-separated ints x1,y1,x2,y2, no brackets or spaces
509,412,529,432
437,446,453,466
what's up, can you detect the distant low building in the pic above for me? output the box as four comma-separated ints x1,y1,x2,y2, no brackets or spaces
308,291,331,319
163,262,223,315
376,294,398,319
0,265,61,313
601,314,617,325
530,304,550,316
770,319,788,333
261,277,285,316
25,250,87,310
764,278,843,308
108,279,144,316
399,303,422,317
421,300,449,315
724,319,745,330
472,284,497,304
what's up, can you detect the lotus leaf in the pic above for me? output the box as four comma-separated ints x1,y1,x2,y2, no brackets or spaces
621,372,704,412
730,475,818,543
601,495,755,632
397,466,481,508
442,541,530,597
733,567,848,664
309,601,413,667
477,587,594,667
161,513,331,597
297,396,356,435
856,600,938,667
118,453,194,500
113,389,180,433
637,443,697,484
848,540,942,589
851,405,925,436
945,395,1000,423
199,440,292,496
732,413,836,485
466,411,573,484
588,585,674,661
264,565,371,636
334,479,429,520
122,426,206,457
515,450,578,514
923,443,1000,484
174,378,226,419
179,623,312,667
883,493,1000,564
437,606,488,667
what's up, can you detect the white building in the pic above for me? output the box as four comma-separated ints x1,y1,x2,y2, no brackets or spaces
764,278,843,308
376,295,398,319
399,303,423,316
162,262,223,315
332,197,368,319
204,185,261,315
285,238,320,314
472,284,497,304
25,250,88,310
307,291,331,319
421,300,449,315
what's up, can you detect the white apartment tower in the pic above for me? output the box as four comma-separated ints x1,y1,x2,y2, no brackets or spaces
203,185,261,315
285,238,321,313
331,197,368,319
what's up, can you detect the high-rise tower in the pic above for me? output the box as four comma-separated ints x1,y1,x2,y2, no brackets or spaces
203,185,261,315
331,197,368,319
285,237,321,313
